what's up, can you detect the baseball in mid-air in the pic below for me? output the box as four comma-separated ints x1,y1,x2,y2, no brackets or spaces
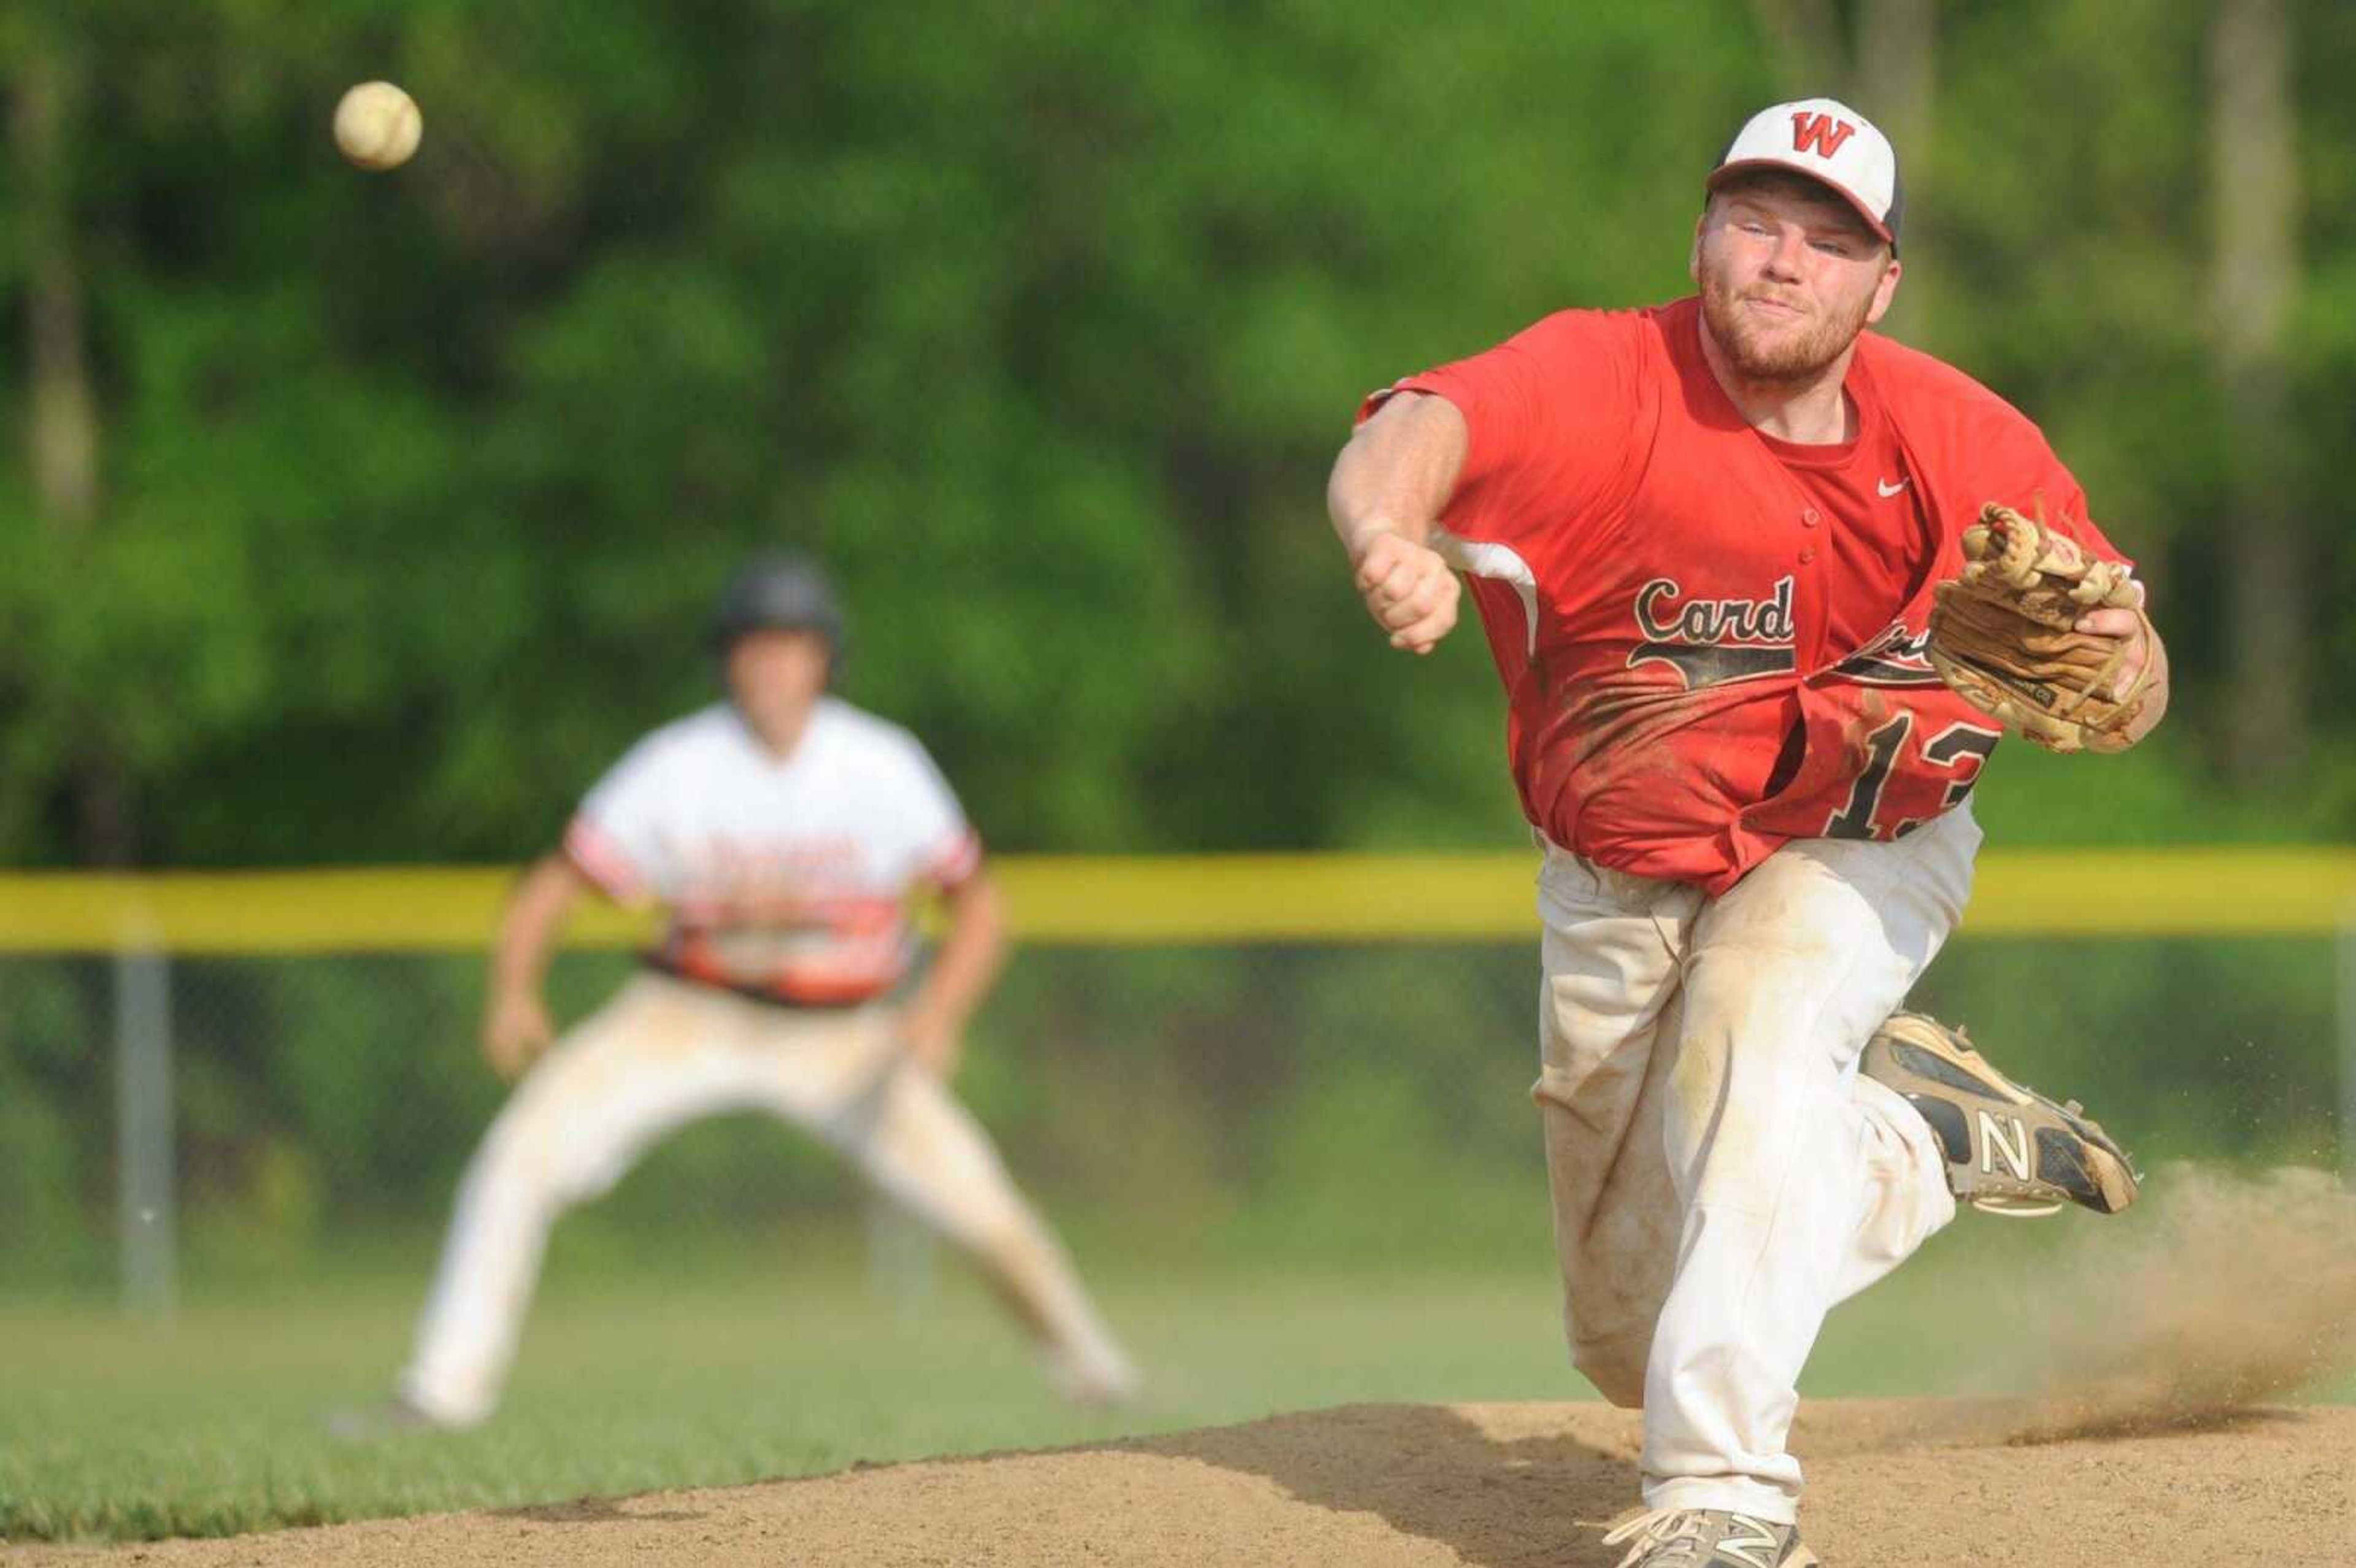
333,82,422,172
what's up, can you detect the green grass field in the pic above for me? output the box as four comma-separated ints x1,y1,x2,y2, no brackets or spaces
0,1261,1565,1541
6,1205,2350,1543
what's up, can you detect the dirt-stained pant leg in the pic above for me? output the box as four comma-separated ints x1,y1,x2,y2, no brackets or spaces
1636,806,1977,1521
1533,850,1700,1406
401,973,1124,1424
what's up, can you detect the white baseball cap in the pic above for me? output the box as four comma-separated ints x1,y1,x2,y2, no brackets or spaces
1706,97,1904,249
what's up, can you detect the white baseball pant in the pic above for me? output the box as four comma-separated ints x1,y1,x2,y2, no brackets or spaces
1534,803,1978,1521
400,972,1132,1425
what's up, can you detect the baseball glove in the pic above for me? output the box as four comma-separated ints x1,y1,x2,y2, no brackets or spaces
1925,502,2155,755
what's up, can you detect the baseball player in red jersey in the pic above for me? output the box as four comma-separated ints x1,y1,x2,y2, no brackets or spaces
344,555,1135,1434
1326,100,2166,1567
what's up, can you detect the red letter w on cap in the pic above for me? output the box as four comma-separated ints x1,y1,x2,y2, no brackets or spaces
1790,112,1857,158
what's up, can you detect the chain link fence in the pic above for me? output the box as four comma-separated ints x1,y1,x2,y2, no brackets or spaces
1,923,2344,1309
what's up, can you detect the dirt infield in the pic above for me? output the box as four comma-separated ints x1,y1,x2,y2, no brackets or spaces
9,1397,2347,1566
12,1169,2350,1562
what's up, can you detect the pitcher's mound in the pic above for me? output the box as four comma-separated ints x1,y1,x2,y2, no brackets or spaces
18,1399,2350,1565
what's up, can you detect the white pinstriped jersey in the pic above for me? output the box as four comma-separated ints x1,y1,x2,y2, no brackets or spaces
563,699,982,1003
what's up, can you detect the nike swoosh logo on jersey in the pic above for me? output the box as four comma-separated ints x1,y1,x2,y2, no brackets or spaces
1877,477,1911,498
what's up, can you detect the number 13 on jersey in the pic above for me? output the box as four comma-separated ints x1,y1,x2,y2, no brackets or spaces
1824,715,2001,841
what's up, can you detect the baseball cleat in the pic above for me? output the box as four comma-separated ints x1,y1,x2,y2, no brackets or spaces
1598,1507,1818,1568
321,1393,454,1442
1046,1342,1141,1410
1862,1011,2139,1218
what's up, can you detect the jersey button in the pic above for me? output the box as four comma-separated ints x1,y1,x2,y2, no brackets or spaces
1801,509,1821,528
1799,548,1816,564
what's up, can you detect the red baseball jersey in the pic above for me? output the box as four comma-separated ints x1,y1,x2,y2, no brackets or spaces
1365,296,2128,894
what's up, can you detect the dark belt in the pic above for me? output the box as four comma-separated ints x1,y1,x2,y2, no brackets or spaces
637,951,877,1011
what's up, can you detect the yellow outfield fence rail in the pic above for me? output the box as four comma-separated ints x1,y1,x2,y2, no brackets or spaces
7,848,2352,1320
1,847,2354,953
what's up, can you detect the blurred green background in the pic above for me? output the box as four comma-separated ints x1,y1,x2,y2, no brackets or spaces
3,0,2350,865
1,0,2351,1543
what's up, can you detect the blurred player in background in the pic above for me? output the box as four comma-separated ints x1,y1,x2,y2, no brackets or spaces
1326,99,2158,1567
368,552,1136,1429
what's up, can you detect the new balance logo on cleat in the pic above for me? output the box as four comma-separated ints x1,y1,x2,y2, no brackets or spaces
1599,1507,1819,1568
1979,1110,2032,1183
1714,1515,1788,1568
1862,1012,2139,1217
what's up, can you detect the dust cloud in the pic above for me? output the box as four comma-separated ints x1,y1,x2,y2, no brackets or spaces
2004,1163,2356,1443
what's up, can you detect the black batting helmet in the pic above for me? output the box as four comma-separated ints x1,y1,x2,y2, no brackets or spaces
707,553,847,659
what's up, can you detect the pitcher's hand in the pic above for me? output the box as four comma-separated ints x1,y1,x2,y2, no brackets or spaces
1352,531,1460,655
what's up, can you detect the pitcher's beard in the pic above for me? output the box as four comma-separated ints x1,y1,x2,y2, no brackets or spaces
1700,274,1874,384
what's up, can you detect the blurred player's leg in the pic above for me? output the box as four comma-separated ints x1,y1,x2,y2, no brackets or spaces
406,974,1126,1424
1638,804,1979,1521
400,975,817,1426
806,1062,1136,1405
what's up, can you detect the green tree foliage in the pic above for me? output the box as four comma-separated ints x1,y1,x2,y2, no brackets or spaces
0,0,2348,866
